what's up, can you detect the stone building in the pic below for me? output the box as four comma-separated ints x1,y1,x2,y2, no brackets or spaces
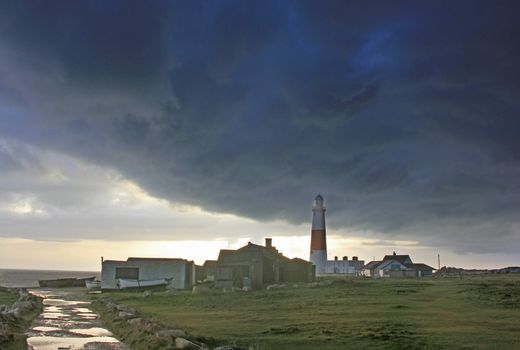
211,238,315,289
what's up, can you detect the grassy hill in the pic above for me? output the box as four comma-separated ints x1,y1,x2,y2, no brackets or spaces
93,275,520,350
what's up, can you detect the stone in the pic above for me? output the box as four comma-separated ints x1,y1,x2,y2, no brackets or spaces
105,303,117,312
156,328,186,339
242,286,251,292
13,300,33,311
140,320,157,333
266,284,286,290
11,308,22,319
192,285,210,294
117,311,135,319
143,290,153,298
115,304,135,313
175,337,198,349
2,311,17,322
116,304,129,311
127,318,143,326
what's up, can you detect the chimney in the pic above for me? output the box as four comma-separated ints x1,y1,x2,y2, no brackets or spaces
342,256,348,261
353,256,358,261
393,251,396,256
265,238,272,248
334,256,338,261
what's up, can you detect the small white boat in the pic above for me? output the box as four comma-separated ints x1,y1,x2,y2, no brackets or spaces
85,280,101,289
117,278,171,289
85,279,101,289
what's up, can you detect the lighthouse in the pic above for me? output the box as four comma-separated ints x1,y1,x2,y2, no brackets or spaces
310,194,327,274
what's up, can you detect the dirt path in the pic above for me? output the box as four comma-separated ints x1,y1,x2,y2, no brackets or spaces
26,289,127,350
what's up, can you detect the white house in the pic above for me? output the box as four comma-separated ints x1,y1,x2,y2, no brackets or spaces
101,257,196,289
375,260,414,278
362,252,434,278
324,256,365,275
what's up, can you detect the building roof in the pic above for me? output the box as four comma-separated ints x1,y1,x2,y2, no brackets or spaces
290,257,312,265
364,256,433,271
382,253,412,264
236,241,279,252
377,259,408,270
127,257,187,262
102,260,126,264
363,260,382,269
217,241,308,265
217,249,236,261
405,263,434,270
202,260,218,267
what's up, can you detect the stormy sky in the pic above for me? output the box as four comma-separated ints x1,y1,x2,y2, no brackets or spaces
0,1,519,269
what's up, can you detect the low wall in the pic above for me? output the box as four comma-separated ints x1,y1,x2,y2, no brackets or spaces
0,288,42,349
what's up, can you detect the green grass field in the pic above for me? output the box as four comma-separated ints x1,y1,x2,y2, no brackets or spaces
95,275,520,350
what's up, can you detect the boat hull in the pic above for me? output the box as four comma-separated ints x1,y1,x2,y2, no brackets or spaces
117,278,169,289
85,280,101,289
39,277,95,288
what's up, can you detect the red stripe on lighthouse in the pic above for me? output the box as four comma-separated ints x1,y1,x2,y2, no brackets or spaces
310,230,327,250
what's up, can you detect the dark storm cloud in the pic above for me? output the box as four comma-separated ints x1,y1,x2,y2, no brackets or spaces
0,0,173,89
0,0,519,253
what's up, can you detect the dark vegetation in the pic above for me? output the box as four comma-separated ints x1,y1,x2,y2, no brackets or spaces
0,288,17,306
0,287,42,350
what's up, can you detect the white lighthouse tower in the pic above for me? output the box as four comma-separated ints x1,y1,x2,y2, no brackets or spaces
310,194,327,275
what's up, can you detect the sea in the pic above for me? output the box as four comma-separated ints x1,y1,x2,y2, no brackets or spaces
0,269,101,288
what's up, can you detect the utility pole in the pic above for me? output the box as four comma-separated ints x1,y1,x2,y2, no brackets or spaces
438,254,441,270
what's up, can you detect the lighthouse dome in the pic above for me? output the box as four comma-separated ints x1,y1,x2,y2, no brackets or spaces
313,194,324,209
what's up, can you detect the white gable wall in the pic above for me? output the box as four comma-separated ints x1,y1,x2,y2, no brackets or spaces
101,259,192,289
375,259,408,278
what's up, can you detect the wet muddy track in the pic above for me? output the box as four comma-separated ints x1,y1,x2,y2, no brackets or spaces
27,289,126,350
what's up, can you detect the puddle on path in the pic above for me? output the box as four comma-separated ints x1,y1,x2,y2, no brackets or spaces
70,328,114,337
27,289,126,350
74,308,92,313
26,336,120,350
